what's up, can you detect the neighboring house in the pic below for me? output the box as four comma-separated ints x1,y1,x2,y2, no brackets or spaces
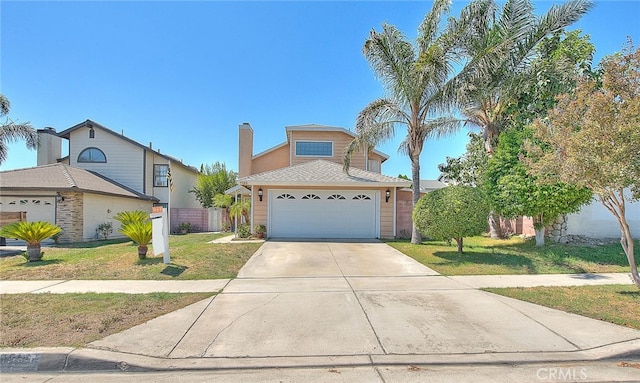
0,120,202,242
236,123,411,239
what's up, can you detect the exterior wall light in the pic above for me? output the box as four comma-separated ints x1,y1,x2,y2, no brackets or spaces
385,189,391,203
258,187,263,202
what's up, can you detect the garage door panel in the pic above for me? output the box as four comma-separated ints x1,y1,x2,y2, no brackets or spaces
269,190,378,238
0,197,56,224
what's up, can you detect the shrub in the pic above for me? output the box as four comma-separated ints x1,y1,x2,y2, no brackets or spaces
96,222,113,240
0,221,62,261
113,210,148,226
237,223,252,239
118,220,152,259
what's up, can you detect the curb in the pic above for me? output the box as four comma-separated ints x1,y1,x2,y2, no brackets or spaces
3,340,640,373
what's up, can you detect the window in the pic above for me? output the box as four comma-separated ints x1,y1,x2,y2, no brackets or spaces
276,193,295,199
328,194,346,200
295,141,333,157
154,164,169,187
353,194,371,200
302,194,320,200
78,147,106,163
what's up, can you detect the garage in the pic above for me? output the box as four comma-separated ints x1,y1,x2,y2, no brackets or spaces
268,189,379,238
0,196,56,223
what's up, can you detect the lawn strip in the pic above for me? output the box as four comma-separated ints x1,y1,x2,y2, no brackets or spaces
484,285,640,330
0,292,213,347
387,236,633,275
0,233,261,280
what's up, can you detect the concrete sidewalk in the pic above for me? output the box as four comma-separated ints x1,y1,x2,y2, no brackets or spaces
0,273,632,294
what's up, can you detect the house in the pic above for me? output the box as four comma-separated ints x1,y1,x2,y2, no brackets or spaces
236,123,411,239
0,120,202,242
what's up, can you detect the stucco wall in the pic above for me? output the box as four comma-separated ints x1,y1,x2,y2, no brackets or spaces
84,194,153,241
288,130,369,170
566,195,640,238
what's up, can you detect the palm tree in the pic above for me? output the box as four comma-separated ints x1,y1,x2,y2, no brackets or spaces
0,94,37,165
344,0,462,244
0,221,61,262
447,0,593,238
451,0,593,155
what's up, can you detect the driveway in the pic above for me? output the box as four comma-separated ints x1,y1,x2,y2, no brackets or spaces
90,240,640,366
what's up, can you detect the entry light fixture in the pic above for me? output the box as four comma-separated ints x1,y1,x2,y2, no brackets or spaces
385,189,391,203
56,193,65,203
258,188,263,202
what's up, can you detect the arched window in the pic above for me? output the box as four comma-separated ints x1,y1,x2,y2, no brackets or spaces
78,147,106,163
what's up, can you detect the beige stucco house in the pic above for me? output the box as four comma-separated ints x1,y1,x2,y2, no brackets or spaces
0,120,201,242
237,123,411,239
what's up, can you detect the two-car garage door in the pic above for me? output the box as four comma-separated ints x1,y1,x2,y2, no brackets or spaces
268,189,379,238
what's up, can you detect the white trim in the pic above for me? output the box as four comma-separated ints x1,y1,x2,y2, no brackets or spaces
392,187,396,237
241,180,410,187
294,140,334,157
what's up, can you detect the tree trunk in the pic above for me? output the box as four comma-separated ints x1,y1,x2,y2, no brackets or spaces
619,215,639,288
138,245,148,260
488,212,503,239
534,227,545,247
410,155,422,244
455,237,463,253
26,244,42,262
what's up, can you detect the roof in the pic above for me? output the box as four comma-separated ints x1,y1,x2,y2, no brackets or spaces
0,163,159,201
56,119,199,173
239,159,411,187
399,179,448,194
284,124,389,161
225,185,251,195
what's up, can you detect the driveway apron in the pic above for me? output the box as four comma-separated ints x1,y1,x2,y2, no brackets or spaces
90,240,640,363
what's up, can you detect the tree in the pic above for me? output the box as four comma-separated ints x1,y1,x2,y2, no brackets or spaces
213,193,233,230
0,221,61,262
527,40,640,286
484,128,592,246
190,162,237,208
449,0,593,238
437,132,487,186
413,185,490,253
0,94,37,165
343,0,462,244
119,220,152,260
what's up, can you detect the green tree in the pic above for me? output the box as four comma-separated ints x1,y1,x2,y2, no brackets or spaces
484,128,592,246
437,133,487,186
213,193,233,230
343,0,462,244
191,162,237,208
413,185,489,253
528,41,640,286
0,94,36,165
0,221,61,262
449,0,592,238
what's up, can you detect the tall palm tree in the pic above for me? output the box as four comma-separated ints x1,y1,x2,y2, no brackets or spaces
0,94,37,165
344,0,462,244
448,0,593,238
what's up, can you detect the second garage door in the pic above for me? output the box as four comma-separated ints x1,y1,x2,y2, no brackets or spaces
269,189,379,238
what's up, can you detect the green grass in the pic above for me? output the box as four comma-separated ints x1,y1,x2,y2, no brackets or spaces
387,236,635,275
0,292,213,347
484,285,640,330
0,233,261,280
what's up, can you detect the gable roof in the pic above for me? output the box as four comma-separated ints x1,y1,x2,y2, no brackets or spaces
284,124,389,161
0,163,158,201
239,159,411,187
56,119,199,173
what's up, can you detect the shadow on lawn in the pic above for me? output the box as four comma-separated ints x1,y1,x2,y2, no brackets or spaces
432,250,540,273
161,264,188,277
53,238,131,249
20,259,62,267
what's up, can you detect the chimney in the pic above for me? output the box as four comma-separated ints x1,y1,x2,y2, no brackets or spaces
238,123,253,178
37,127,62,166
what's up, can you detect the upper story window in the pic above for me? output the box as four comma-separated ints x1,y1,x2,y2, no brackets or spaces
154,164,169,187
295,141,333,157
78,147,106,163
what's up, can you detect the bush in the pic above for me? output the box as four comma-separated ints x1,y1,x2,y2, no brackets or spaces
96,222,113,240
113,210,148,226
413,185,490,253
237,223,252,239
0,221,62,261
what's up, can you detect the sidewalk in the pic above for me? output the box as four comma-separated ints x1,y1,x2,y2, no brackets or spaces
0,273,632,294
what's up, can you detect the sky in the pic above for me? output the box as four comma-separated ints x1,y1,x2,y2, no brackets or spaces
1,1,639,179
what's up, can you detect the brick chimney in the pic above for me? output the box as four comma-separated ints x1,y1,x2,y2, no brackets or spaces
37,127,62,165
238,123,253,178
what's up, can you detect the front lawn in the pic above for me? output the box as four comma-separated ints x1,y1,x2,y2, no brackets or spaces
484,285,640,330
0,233,261,280
0,292,213,347
387,236,634,275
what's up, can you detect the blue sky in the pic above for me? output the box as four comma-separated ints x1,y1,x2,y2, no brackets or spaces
1,1,638,179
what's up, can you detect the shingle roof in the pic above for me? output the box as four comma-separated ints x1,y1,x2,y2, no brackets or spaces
0,163,158,201
239,160,411,187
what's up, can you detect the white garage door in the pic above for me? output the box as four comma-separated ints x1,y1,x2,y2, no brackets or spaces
269,189,379,238
0,196,56,223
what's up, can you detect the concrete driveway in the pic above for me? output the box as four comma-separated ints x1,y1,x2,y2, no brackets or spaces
90,240,640,367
